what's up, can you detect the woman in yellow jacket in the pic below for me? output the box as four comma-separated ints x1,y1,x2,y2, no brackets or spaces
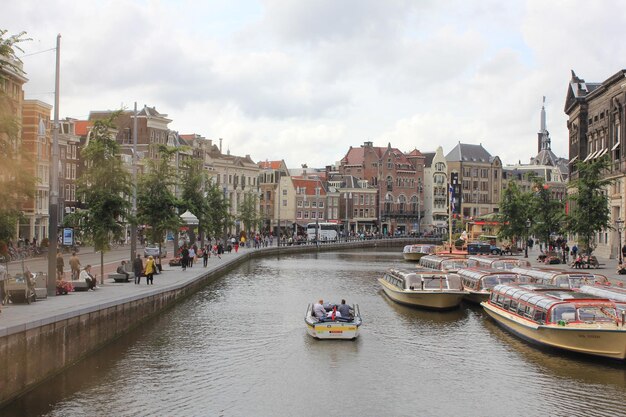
144,255,156,285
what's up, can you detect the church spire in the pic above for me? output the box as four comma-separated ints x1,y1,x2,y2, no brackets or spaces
538,96,551,152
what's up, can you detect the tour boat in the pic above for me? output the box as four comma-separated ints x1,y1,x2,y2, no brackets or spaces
305,302,362,340
378,268,467,310
466,256,531,270
510,267,608,288
457,268,531,304
579,284,626,303
482,283,626,360
402,244,436,261
419,255,469,273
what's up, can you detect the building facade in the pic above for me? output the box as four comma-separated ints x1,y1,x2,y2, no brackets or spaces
20,100,52,241
422,146,449,236
445,142,502,220
339,141,425,235
565,69,626,258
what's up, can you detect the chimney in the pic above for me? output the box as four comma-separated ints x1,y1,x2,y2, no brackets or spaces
219,138,223,153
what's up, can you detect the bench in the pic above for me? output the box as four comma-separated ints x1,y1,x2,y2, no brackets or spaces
107,261,135,283
72,281,90,291
108,272,134,283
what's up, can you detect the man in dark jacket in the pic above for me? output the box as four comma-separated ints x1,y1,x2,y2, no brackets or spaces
133,254,143,285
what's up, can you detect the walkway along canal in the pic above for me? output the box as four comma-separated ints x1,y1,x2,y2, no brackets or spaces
0,238,415,408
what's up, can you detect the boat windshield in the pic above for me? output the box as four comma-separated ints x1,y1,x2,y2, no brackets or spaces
482,275,517,290
577,306,617,322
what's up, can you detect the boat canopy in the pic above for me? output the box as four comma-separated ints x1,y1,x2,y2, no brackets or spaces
510,267,606,288
403,244,436,254
579,285,626,303
493,284,609,311
386,268,463,290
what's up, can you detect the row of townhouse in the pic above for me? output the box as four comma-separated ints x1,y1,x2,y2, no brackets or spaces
3,54,571,242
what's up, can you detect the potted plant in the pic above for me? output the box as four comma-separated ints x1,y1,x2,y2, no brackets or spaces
56,279,74,295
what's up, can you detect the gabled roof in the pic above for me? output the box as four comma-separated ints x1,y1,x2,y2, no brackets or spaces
421,152,436,168
445,142,493,163
291,178,327,195
259,160,283,170
74,120,92,136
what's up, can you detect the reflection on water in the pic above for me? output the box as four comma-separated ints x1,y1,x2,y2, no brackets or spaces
3,248,626,417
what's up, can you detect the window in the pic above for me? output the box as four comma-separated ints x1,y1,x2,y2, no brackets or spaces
282,189,287,196
319,201,324,208
297,200,303,207
304,201,310,208
304,211,309,219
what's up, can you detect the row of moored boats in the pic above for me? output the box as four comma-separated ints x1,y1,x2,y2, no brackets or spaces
381,245,626,360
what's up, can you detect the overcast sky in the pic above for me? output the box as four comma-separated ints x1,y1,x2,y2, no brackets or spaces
6,0,626,168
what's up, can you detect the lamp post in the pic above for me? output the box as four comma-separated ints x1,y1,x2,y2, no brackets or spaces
344,192,352,241
525,218,531,258
616,218,624,264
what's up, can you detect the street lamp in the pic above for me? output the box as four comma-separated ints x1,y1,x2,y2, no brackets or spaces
616,218,624,264
525,218,531,258
344,192,352,241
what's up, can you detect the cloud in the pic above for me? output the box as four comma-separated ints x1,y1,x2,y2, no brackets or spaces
5,0,625,168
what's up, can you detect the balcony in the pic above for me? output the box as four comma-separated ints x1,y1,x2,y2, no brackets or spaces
381,209,421,219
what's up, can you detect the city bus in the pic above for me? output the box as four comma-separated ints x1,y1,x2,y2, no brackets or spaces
306,222,340,242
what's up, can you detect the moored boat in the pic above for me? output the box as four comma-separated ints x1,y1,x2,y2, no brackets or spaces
419,255,469,273
402,244,436,261
378,268,467,310
457,268,530,304
510,267,608,288
467,256,531,270
482,283,626,360
305,302,362,340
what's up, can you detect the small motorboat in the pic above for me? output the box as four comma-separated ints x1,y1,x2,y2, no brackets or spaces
305,302,362,340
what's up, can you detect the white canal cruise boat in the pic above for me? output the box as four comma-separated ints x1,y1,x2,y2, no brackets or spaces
482,283,626,360
402,244,436,261
305,302,362,340
379,268,467,310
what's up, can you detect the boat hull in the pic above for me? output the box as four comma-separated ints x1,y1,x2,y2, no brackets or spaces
482,302,626,360
403,253,426,261
379,279,465,310
305,320,360,340
463,291,489,304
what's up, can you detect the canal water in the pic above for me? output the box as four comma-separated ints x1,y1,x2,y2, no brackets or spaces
4,249,626,417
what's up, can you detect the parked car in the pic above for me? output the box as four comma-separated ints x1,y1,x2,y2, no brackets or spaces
490,245,502,255
144,244,167,258
467,242,491,255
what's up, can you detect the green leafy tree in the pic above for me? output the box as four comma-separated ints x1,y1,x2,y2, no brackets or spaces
238,192,260,238
203,182,230,240
529,177,565,250
567,157,613,255
497,181,531,247
77,113,132,281
137,145,180,254
0,30,35,254
179,158,208,242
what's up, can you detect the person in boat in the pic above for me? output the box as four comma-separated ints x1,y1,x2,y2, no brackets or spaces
313,299,326,319
337,299,352,319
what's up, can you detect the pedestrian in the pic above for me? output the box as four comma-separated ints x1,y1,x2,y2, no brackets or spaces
133,254,143,284
56,252,65,280
69,251,81,280
622,244,626,262
202,246,209,267
572,244,578,258
144,256,155,285
181,245,190,271
79,264,97,290
234,241,239,253
188,246,195,268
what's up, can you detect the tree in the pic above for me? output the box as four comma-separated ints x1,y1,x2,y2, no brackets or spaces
179,157,208,242
137,145,180,254
238,192,260,238
567,157,613,254
0,30,35,253
528,176,565,249
77,113,132,282
203,182,230,240
497,181,531,247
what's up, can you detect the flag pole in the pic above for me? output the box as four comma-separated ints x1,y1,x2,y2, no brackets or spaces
448,183,453,253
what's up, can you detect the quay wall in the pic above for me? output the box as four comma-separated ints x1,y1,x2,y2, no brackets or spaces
0,238,427,407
